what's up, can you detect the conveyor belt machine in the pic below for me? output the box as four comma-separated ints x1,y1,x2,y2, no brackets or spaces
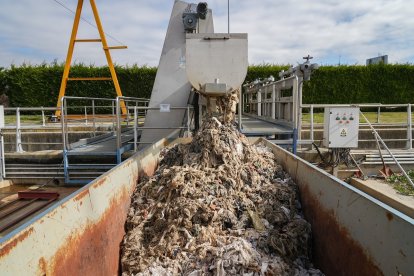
140,1,248,146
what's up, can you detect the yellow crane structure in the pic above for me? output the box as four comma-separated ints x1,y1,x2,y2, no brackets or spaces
55,0,127,117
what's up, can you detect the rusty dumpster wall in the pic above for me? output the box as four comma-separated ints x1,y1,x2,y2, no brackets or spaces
0,138,168,275
261,139,414,276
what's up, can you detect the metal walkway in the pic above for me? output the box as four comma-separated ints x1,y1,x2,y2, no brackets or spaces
68,129,135,156
64,129,137,184
238,115,297,151
59,96,149,185
239,115,293,136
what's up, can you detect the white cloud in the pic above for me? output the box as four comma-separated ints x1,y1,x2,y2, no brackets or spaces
0,0,413,67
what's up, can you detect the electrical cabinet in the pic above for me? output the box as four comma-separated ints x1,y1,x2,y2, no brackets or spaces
323,107,359,148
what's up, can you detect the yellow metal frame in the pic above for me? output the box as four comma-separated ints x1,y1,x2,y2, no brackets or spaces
55,0,127,117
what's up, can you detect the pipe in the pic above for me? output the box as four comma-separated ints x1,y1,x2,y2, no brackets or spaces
360,111,414,188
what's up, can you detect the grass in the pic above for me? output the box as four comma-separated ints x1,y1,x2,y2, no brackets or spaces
302,112,410,124
5,115,44,125
3,112,412,125
386,171,414,196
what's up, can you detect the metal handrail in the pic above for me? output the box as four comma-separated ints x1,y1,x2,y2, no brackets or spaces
360,111,414,188
0,98,149,153
242,93,414,150
115,96,150,162
61,96,118,151
300,103,413,149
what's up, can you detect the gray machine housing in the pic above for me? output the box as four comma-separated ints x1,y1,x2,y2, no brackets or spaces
140,1,248,146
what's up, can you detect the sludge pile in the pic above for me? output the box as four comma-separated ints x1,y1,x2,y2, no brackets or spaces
121,96,322,275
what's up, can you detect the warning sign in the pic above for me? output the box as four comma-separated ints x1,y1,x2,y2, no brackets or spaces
340,128,347,137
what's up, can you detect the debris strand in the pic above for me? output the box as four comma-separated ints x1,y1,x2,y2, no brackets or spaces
121,92,323,275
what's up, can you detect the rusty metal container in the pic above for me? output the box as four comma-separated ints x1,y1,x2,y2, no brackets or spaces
1,138,413,275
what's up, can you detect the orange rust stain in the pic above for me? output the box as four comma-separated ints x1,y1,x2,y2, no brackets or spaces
300,184,383,276
0,227,34,259
38,257,47,275
50,186,132,275
142,159,158,177
73,189,90,202
386,212,394,221
93,176,108,188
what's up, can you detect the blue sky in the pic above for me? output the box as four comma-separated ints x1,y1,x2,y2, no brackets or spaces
0,0,413,67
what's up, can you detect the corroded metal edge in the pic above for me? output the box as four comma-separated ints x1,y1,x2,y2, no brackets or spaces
0,138,168,275
2,137,413,275
259,138,413,276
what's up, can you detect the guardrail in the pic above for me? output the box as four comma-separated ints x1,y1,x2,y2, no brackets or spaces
60,96,118,152
242,75,299,129
301,103,413,149
3,107,59,152
61,96,149,162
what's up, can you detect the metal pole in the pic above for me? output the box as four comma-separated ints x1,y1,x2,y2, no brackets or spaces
360,111,414,188
297,79,303,148
126,102,130,126
134,106,137,152
61,97,66,151
187,105,190,136
407,104,412,149
0,132,5,179
116,97,121,152
84,106,88,125
292,77,299,130
63,98,69,151
15,108,23,153
292,128,298,155
92,100,96,137
271,84,276,119
377,106,380,124
41,107,46,127
227,0,230,34
60,97,69,182
111,101,115,130
310,105,314,143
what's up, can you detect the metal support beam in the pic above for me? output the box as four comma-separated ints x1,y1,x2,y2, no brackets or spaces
55,0,127,117
407,104,412,149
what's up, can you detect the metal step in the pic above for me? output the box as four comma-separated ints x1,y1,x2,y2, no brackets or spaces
5,163,115,182
363,152,414,165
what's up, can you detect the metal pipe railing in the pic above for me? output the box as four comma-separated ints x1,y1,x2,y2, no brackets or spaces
407,104,412,150
243,83,414,150
115,96,151,162
360,111,414,188
0,97,150,153
300,103,413,148
15,107,23,152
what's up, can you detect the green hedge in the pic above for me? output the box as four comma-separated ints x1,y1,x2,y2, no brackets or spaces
0,63,157,107
303,64,414,104
0,63,414,107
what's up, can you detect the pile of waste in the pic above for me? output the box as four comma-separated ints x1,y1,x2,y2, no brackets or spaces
121,93,322,275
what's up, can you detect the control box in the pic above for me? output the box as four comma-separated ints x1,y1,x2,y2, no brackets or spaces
323,107,359,148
